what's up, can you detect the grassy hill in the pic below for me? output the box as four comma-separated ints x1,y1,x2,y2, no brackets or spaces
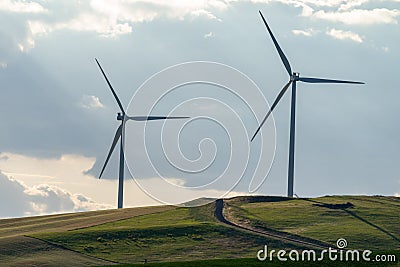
224,195,400,251
0,195,399,266
31,202,304,264
0,205,174,266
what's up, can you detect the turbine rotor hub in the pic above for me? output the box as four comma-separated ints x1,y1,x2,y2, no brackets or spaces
291,72,300,81
117,112,124,121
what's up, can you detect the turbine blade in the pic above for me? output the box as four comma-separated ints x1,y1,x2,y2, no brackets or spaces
95,58,125,113
259,11,292,76
299,77,364,84
127,116,190,121
251,80,292,142
99,124,122,179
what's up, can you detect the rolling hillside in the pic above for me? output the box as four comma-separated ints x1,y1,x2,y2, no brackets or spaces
224,195,400,251
0,205,174,266
0,196,399,266
225,196,400,250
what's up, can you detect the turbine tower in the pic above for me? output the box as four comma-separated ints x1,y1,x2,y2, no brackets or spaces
251,11,364,197
95,59,188,209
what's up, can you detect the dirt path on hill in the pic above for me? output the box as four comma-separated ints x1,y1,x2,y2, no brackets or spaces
214,198,330,250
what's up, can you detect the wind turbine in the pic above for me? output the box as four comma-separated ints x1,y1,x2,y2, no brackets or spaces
251,11,364,197
95,58,189,209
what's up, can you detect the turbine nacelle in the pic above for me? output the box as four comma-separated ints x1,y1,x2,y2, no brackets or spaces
291,72,300,82
117,112,124,121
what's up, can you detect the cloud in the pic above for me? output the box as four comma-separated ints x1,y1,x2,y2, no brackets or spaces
326,28,363,43
0,0,47,13
0,152,122,208
338,0,369,11
395,193,400,197
27,20,50,36
251,1,400,25
313,8,400,25
17,36,35,52
0,61,6,69
204,31,215,38
0,171,110,218
57,14,133,38
191,9,222,21
11,0,228,45
299,3,314,16
0,152,251,212
23,13,134,39
80,95,105,109
3,0,399,53
292,28,316,36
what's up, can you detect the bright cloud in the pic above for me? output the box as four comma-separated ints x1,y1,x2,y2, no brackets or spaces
253,1,400,25
204,31,215,38
0,61,7,69
17,37,35,52
313,8,400,25
0,152,248,215
1,0,229,52
0,152,119,207
0,152,159,211
33,0,227,38
0,171,111,218
326,28,363,43
191,9,222,21
292,28,316,36
80,95,105,109
338,0,369,11
26,14,134,39
0,0,47,13
28,20,50,36
3,0,399,52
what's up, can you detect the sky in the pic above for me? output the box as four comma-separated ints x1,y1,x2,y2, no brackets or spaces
0,0,399,218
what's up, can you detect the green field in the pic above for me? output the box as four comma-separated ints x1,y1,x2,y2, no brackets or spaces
224,196,400,251
0,195,399,266
0,205,174,266
33,203,303,264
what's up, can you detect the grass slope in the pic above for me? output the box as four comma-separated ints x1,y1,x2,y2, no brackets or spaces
0,195,399,266
0,205,174,266
33,203,304,264
0,205,174,238
0,235,111,267
224,195,400,251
